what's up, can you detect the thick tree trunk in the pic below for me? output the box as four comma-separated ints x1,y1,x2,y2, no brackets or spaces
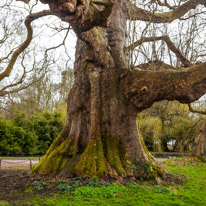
34,38,166,180
33,0,206,179
33,1,167,180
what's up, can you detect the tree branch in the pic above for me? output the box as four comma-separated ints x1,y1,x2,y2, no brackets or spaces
0,10,52,82
16,0,30,3
0,50,51,97
155,0,177,10
128,0,205,23
125,35,192,67
188,104,206,115
90,0,113,7
122,62,206,111
134,60,178,71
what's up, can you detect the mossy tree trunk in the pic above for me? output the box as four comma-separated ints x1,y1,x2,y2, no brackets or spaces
33,0,206,179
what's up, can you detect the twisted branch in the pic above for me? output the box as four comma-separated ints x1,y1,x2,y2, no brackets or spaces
0,10,52,82
128,0,205,23
125,35,192,67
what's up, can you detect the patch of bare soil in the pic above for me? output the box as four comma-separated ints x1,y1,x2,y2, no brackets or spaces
0,171,60,205
0,170,32,204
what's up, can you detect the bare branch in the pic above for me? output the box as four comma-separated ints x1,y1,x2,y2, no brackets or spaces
128,0,205,23
16,0,30,3
134,60,177,71
0,10,52,82
125,35,192,67
188,104,206,115
0,53,28,94
155,0,177,10
0,50,51,97
44,26,71,59
180,10,206,20
90,0,113,7
0,49,15,64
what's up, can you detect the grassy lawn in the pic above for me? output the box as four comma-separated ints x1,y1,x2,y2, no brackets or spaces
0,158,205,206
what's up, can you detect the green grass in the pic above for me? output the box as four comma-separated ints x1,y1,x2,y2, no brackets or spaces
8,159,206,206
0,201,11,206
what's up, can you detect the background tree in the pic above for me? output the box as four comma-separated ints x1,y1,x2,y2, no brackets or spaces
1,67,74,119
188,103,206,160
0,0,75,118
138,101,203,153
1,0,206,180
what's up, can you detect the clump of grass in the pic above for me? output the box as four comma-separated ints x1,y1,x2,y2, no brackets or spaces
0,201,11,206
58,180,73,193
32,181,46,191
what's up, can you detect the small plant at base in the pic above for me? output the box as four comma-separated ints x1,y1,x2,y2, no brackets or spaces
72,180,82,188
153,186,175,196
70,177,83,188
127,182,139,189
58,180,73,193
132,159,151,178
32,181,43,191
99,181,111,187
74,176,83,181
87,177,99,188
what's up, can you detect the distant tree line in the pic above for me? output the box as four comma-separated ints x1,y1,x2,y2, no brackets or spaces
0,100,205,155
0,110,63,155
138,100,205,153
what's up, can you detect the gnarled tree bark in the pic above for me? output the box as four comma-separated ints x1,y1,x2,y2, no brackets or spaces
33,0,206,180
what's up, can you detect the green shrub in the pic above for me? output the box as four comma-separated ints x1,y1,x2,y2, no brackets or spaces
0,116,37,155
0,110,63,155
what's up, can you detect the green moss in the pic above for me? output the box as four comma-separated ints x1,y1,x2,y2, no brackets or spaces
33,130,75,174
104,135,126,176
33,123,166,179
39,127,68,160
75,135,131,177
75,136,107,177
